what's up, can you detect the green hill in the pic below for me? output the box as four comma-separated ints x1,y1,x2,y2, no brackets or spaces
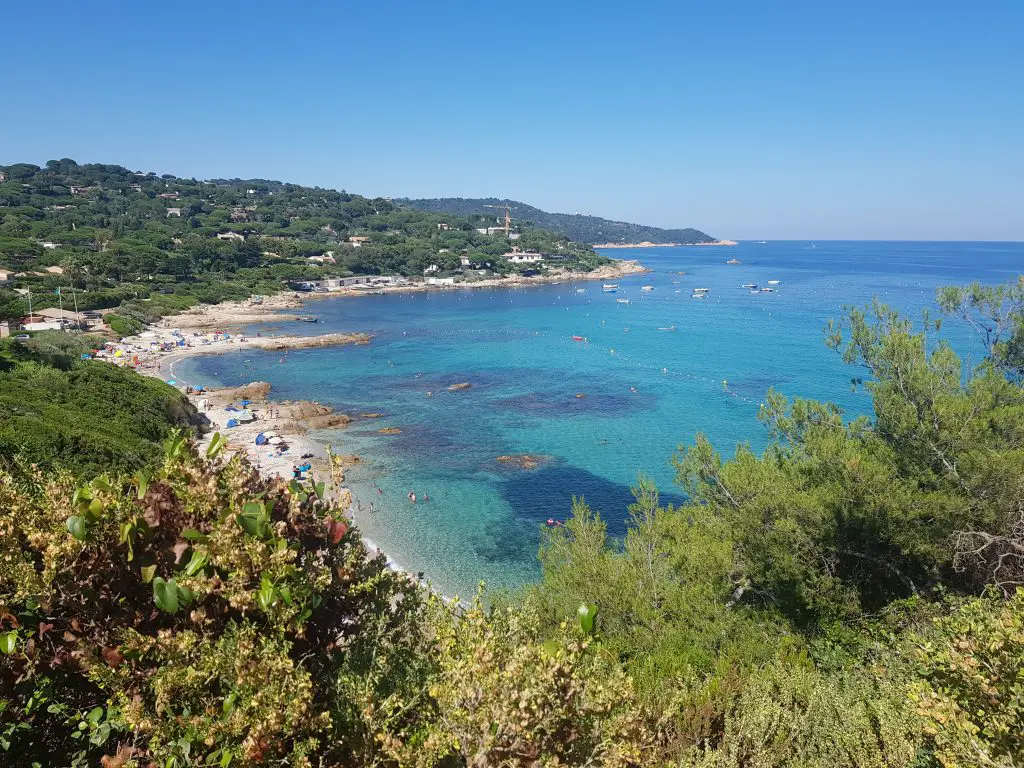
0,160,607,323
400,197,715,244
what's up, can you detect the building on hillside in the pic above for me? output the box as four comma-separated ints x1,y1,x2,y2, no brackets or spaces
475,227,508,236
158,192,179,200
166,207,182,217
437,222,451,231
19,316,64,332
424,264,440,274
460,256,472,267
32,307,92,328
0,270,12,283
307,253,336,265
425,276,456,286
39,242,60,250
0,172,6,182
216,231,245,242
503,250,545,264
348,236,371,247
45,266,64,274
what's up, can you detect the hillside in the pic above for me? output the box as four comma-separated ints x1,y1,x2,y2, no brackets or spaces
0,160,608,325
400,197,715,245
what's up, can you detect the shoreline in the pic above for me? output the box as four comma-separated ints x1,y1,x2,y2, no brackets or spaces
593,240,737,248
164,259,648,330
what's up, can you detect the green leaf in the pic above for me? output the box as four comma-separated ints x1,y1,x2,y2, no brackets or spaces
236,511,263,538
257,576,276,613
119,522,136,561
177,585,195,607
87,497,103,519
136,470,151,499
89,721,111,747
91,476,112,493
87,706,104,725
222,692,236,716
206,432,226,459
181,528,209,542
577,603,598,636
66,516,88,541
314,481,326,501
153,577,180,613
183,549,209,577
220,749,233,767
0,632,17,654
141,564,157,583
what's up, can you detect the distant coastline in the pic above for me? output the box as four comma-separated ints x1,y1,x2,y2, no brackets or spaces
594,240,737,248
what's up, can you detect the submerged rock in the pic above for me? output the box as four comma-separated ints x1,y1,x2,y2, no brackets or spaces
377,427,402,435
495,454,551,471
447,382,472,391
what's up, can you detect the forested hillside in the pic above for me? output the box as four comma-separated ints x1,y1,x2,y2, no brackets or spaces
401,197,716,244
0,160,607,323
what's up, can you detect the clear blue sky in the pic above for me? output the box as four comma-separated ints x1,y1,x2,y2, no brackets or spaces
2,1,1021,240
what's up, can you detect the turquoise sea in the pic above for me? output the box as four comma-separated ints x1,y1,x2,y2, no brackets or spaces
175,241,1024,596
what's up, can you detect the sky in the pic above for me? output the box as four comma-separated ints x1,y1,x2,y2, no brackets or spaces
2,1,1022,240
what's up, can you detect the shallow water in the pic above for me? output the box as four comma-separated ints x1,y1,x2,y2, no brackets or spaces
176,241,1024,596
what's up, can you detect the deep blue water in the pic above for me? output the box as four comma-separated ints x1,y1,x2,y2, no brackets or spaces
176,241,1024,596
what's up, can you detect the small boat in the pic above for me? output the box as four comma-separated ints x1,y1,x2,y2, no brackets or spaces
760,287,775,293
616,298,631,304
692,287,710,294
298,315,318,323
657,325,677,331
741,283,757,288
641,285,654,292
603,284,618,292
576,288,587,293
757,241,767,244
572,335,585,341
692,293,706,299
767,280,781,285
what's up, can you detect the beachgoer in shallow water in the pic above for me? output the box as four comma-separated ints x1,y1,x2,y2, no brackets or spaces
423,494,429,502
408,491,416,503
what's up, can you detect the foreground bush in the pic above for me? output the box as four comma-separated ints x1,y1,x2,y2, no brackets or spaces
0,434,425,766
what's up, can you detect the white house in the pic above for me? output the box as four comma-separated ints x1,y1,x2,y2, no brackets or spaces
426,276,456,286
40,242,60,250
0,270,12,283
166,207,182,217
503,251,545,264
424,264,440,274
348,236,370,247
216,232,245,242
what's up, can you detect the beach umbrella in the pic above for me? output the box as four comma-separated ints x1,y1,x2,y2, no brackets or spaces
237,410,255,423
240,399,251,407
226,418,239,428
255,433,267,445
